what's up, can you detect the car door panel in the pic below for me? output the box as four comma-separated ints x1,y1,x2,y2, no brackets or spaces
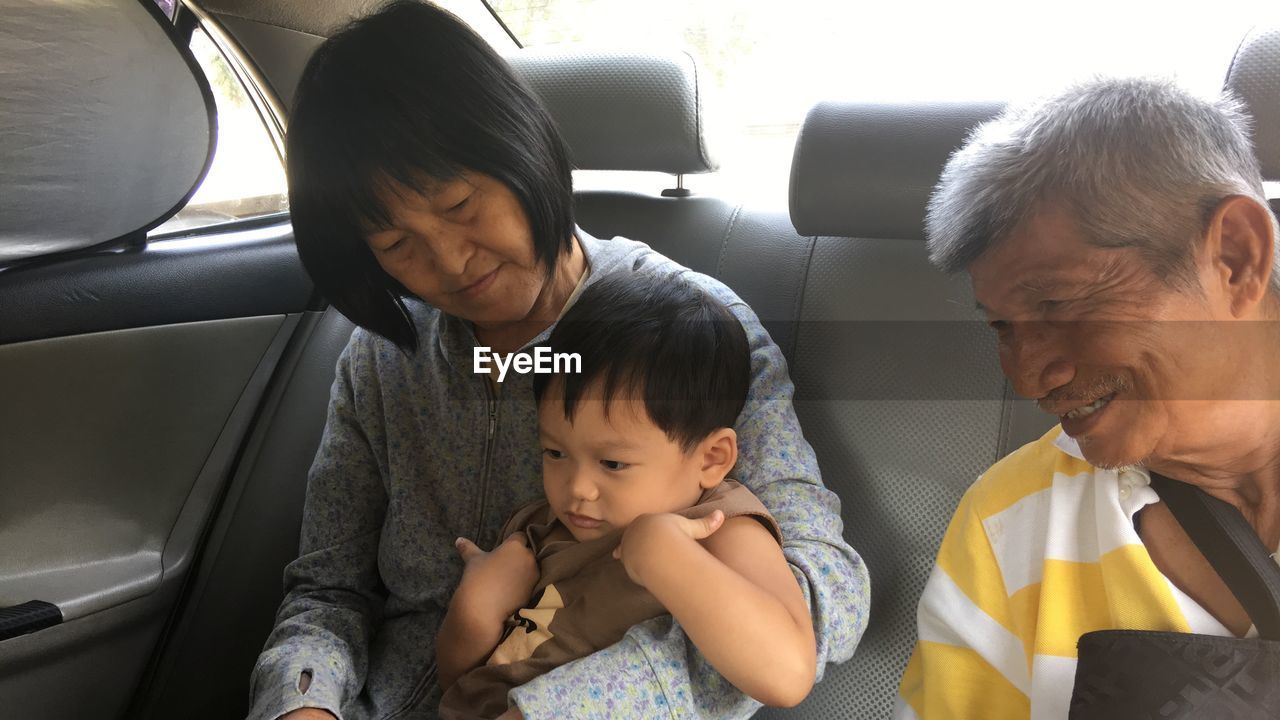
0,0,332,715
0,224,319,719
0,225,312,345
0,583,181,720
132,307,355,720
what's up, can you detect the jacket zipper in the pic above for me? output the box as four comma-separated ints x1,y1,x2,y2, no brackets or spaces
474,382,499,542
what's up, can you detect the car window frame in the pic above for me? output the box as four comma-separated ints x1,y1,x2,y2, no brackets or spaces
148,2,292,241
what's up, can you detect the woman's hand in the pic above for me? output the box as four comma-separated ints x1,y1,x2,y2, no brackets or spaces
452,533,539,624
280,709,337,720
613,510,725,587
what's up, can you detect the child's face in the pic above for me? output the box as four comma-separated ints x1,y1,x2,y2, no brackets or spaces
538,390,728,542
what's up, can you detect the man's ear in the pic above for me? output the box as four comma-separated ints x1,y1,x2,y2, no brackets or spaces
695,428,738,489
1206,195,1275,317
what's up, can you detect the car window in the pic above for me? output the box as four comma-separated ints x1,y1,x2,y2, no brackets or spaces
149,27,289,238
491,0,1280,208
435,0,521,48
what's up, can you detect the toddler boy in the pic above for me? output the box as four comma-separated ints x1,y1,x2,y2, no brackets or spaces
436,272,816,718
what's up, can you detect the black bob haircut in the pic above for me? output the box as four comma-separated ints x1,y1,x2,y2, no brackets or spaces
287,0,575,351
533,272,752,452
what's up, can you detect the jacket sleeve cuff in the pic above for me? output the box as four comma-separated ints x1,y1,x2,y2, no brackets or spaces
247,652,346,720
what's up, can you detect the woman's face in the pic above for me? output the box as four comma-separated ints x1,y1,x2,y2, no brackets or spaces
364,171,550,328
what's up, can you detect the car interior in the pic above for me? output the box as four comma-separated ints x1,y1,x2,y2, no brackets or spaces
2,1,1279,718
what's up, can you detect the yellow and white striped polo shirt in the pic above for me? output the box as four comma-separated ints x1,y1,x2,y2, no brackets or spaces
895,426,1248,719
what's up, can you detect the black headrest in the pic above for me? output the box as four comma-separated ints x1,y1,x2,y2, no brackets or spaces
0,0,215,264
1225,25,1280,180
508,47,717,174
789,101,1002,239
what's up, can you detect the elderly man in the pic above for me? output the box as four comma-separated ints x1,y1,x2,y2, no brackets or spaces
896,77,1280,719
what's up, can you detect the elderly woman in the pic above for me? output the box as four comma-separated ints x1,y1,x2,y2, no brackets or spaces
896,78,1280,718
246,3,868,720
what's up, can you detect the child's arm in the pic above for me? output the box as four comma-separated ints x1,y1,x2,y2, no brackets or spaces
613,510,817,707
437,534,540,690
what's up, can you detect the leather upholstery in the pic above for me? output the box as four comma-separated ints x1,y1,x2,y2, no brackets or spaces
1226,25,1280,180
576,195,810,363
758,98,1062,719
576,192,737,277
789,101,1002,239
0,0,214,263
509,48,717,174
760,236,1013,719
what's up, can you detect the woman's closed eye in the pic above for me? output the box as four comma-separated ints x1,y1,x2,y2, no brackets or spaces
448,194,471,213
373,234,409,253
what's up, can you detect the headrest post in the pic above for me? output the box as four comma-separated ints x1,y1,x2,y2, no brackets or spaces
661,174,693,198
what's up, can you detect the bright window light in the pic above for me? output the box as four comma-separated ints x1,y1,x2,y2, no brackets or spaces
491,0,1280,208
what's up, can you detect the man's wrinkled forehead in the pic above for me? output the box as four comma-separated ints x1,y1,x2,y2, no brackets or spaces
973,273,1073,314
968,203,1132,314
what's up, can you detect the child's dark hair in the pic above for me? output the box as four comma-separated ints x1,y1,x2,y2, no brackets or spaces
533,272,751,451
287,0,575,351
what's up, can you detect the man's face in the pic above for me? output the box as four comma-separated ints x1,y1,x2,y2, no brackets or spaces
969,202,1249,469
538,389,714,542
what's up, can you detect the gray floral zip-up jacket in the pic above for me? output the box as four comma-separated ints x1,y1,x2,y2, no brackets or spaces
247,231,870,720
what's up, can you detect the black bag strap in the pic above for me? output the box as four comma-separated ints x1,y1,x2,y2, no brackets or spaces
1150,471,1280,640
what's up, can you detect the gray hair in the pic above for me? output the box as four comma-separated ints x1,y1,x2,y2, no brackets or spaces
927,77,1278,292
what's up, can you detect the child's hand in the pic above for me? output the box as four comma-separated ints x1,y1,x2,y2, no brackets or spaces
613,510,725,587
452,533,539,624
